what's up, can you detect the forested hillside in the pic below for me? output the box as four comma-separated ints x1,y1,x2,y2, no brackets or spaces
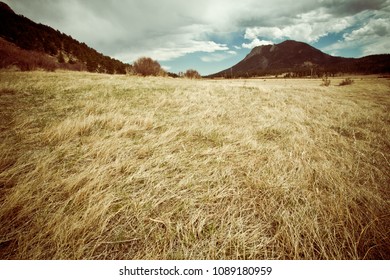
0,2,130,73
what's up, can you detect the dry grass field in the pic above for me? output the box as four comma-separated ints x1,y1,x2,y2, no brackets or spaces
0,71,389,259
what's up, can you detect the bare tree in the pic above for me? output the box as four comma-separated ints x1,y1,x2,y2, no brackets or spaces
133,57,164,76
184,69,201,79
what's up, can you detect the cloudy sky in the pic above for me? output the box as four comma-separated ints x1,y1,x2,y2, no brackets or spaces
5,0,390,75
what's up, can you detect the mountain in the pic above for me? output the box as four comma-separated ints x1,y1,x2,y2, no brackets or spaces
0,1,130,73
210,40,390,78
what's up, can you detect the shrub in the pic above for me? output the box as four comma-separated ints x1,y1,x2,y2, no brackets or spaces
184,69,201,79
133,57,163,76
0,37,57,71
321,75,331,86
339,78,354,86
167,72,179,78
57,52,65,63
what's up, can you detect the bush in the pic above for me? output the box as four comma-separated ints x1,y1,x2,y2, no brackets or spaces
0,38,58,71
184,69,201,79
57,52,65,63
321,75,331,86
339,78,354,86
133,57,163,76
167,72,179,78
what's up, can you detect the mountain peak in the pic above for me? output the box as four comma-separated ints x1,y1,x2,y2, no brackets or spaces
209,40,390,77
278,39,303,45
245,40,315,60
237,39,333,74
245,44,274,60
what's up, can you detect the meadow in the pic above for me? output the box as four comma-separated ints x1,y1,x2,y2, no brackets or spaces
0,71,389,259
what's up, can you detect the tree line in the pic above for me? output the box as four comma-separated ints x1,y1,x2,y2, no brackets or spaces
131,57,201,78
0,4,203,77
0,4,128,74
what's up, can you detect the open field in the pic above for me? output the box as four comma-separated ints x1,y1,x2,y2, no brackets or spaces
0,71,389,259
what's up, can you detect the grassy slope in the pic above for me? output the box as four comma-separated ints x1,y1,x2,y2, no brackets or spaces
0,71,389,259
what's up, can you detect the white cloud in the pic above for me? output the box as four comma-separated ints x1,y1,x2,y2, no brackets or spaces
242,38,274,49
161,65,171,71
244,27,284,40
116,40,229,62
344,18,390,41
243,8,355,43
323,13,390,56
361,39,390,55
201,53,228,62
200,50,237,62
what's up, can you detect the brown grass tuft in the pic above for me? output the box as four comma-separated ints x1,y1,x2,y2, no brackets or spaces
0,72,389,259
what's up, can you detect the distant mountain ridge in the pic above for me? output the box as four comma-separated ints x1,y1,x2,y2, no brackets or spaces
210,40,390,78
0,1,130,73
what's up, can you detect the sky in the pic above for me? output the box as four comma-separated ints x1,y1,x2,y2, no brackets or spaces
4,0,390,75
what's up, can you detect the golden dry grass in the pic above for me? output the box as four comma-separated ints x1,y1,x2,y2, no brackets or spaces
0,71,389,259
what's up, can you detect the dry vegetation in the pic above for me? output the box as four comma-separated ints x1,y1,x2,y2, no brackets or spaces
0,71,389,259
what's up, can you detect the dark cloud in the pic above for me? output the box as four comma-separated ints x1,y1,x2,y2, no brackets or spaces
3,0,389,65
320,0,387,15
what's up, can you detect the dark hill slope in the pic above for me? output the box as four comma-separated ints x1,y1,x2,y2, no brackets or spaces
0,1,130,73
210,40,390,78
0,36,61,71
